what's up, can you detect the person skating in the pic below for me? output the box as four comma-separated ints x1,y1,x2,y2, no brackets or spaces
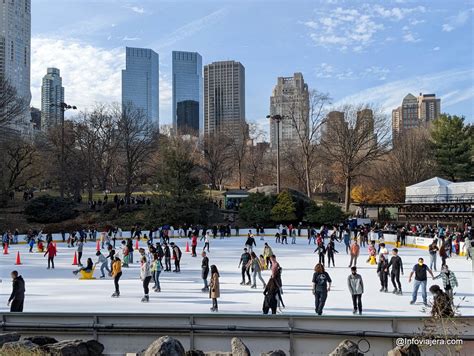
107,245,115,275
429,285,454,318
73,257,94,275
77,238,84,266
263,243,273,269
348,266,364,315
348,241,360,268
439,243,448,267
201,251,210,292
8,271,25,312
388,248,404,295
367,242,377,265
245,233,256,252
248,252,266,289
111,257,122,297
170,242,182,272
434,264,458,303
314,242,326,266
209,265,220,312
263,277,284,314
140,256,152,302
377,254,389,292
343,229,351,254
127,238,134,264
121,241,129,267
326,238,338,267
312,263,332,315
191,234,198,257
44,242,57,269
429,239,439,271
95,251,110,278
151,253,162,292
163,243,171,272
238,248,251,285
409,257,434,306
203,233,210,252
281,227,288,244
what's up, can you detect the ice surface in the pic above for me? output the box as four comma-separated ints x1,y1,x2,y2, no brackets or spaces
1,236,472,316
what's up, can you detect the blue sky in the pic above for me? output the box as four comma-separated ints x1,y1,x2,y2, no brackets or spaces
31,0,474,132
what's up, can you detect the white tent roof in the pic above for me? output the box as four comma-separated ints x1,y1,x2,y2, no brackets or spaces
407,177,452,189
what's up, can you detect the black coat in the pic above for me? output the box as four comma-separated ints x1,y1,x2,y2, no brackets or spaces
9,276,25,302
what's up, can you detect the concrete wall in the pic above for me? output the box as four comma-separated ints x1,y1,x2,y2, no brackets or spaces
1,313,473,355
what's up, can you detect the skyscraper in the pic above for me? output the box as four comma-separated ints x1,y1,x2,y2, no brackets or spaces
0,0,31,133
41,68,64,131
269,73,309,149
122,47,159,124
418,93,441,123
204,61,245,138
392,92,441,141
172,51,202,135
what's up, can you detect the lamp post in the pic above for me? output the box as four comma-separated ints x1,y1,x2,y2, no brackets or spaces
51,102,77,198
267,114,284,194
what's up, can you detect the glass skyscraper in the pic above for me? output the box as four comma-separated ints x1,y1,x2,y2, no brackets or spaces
172,51,202,135
0,0,31,133
41,67,64,131
121,47,159,124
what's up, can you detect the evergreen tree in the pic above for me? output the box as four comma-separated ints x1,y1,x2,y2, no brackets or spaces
431,114,473,181
239,192,275,226
271,191,297,222
305,201,345,226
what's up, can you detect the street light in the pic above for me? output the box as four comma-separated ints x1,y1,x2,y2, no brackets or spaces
266,114,284,194
50,102,77,198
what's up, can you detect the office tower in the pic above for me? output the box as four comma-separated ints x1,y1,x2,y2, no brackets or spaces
356,108,376,148
122,47,159,124
392,93,418,139
392,92,441,141
172,51,202,135
204,60,245,138
418,93,441,123
41,68,64,131
30,107,41,131
269,73,309,149
0,0,31,133
322,110,347,142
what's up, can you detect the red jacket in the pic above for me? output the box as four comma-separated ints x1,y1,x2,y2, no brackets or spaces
45,244,56,258
191,236,198,246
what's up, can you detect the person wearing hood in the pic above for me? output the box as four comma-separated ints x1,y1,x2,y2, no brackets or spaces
8,270,25,312
429,285,454,318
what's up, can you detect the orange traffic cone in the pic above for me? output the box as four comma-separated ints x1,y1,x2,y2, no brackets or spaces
72,252,78,265
96,240,100,251
185,242,190,253
135,239,139,250
3,243,8,255
15,251,22,265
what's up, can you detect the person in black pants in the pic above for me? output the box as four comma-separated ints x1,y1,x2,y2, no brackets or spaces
263,277,283,314
312,263,332,315
377,254,389,292
163,243,171,271
170,243,182,272
111,257,122,297
347,267,364,315
388,248,404,295
238,248,251,285
8,271,25,312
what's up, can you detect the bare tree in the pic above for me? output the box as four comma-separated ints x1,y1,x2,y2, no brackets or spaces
115,103,159,200
227,122,249,189
199,132,233,190
0,77,25,128
320,104,390,212
375,128,435,201
0,137,40,204
286,90,331,197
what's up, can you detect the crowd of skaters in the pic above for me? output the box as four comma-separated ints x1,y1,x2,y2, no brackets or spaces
3,221,472,317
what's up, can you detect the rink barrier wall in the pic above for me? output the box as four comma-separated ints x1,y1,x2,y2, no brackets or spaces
1,313,473,355
10,230,468,256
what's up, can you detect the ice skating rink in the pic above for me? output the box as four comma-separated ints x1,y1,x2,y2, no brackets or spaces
0,236,472,316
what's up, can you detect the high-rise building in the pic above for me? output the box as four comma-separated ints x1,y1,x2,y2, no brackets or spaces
41,68,64,131
418,93,441,123
322,110,347,142
204,60,245,138
392,92,441,141
0,0,31,133
269,73,309,149
172,51,202,135
122,47,159,124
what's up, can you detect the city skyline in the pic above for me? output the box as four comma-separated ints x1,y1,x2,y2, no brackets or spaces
23,0,474,135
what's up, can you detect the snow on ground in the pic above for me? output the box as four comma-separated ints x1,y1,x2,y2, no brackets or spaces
0,236,472,316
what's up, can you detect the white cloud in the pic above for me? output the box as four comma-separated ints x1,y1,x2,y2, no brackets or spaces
403,32,420,43
334,69,474,114
123,5,147,15
442,9,473,32
122,36,140,41
303,4,427,51
433,46,440,51
30,37,172,122
315,63,390,81
154,8,228,50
